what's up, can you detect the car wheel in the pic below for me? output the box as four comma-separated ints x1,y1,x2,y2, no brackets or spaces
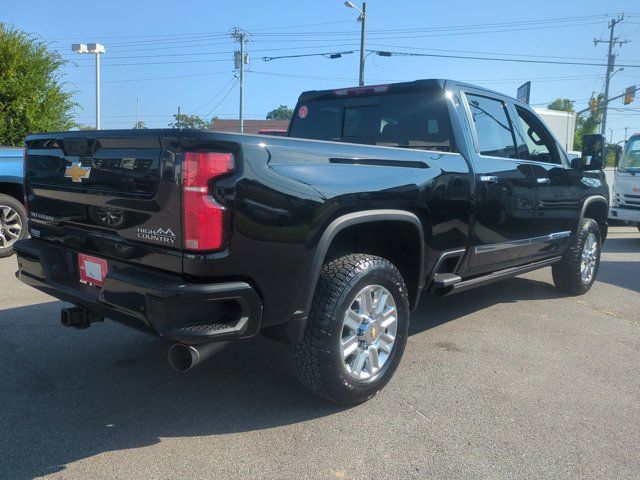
292,254,410,405
552,218,601,295
0,194,27,258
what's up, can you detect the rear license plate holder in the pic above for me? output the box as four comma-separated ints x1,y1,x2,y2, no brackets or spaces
78,253,108,287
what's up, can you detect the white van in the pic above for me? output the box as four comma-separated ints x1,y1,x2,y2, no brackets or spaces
610,133,640,232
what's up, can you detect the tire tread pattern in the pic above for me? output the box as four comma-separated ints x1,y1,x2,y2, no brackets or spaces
552,218,601,295
292,254,408,405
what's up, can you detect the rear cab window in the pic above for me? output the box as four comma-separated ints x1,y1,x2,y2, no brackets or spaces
289,90,456,153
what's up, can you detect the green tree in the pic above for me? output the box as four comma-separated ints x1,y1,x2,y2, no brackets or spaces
547,98,575,112
574,93,604,152
77,125,95,131
0,24,76,146
169,113,210,129
133,121,147,129
546,96,604,152
266,105,293,120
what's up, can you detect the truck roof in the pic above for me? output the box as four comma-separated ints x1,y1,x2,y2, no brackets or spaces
297,79,517,104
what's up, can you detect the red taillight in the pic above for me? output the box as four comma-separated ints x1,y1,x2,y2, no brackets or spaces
182,151,234,251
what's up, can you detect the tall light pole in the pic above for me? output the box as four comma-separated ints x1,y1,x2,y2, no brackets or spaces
72,43,105,129
344,1,366,86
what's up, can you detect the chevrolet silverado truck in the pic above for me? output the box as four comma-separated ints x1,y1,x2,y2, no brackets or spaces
0,147,27,257
15,80,609,405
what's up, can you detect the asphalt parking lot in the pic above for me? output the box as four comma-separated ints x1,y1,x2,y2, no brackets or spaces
1,226,638,480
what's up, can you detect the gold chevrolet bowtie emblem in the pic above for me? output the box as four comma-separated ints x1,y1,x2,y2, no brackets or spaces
65,163,91,182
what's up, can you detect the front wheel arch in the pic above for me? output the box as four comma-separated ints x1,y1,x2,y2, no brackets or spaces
580,196,608,242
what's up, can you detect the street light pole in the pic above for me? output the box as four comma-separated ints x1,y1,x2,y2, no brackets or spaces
345,1,367,86
239,33,245,133
95,51,101,130
71,43,105,130
359,3,366,86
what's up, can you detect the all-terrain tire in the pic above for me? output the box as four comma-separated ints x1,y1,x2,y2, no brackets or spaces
552,218,601,295
0,194,27,258
292,254,410,405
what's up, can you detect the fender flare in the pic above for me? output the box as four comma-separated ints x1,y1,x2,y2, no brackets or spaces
297,209,426,319
579,195,608,227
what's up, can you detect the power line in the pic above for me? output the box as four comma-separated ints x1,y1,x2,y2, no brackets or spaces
366,43,640,64
50,20,356,42
262,51,354,62
72,70,233,84
246,20,605,42
370,50,640,68
204,78,238,118
63,43,363,61
189,77,237,114
249,15,607,36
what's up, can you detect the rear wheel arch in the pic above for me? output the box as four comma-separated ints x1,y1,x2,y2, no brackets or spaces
0,182,24,203
301,210,426,316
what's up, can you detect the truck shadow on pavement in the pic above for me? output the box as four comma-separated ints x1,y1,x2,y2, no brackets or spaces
594,234,640,292
600,233,640,254
410,276,564,336
2,274,572,479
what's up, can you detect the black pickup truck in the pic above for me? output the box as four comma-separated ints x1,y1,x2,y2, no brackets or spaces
15,79,609,405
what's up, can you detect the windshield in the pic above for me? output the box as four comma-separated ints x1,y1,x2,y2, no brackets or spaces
619,136,640,173
288,92,456,153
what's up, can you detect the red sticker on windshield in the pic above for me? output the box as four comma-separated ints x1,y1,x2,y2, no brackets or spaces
298,105,309,119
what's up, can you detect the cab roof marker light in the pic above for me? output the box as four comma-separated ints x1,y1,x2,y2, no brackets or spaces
333,84,390,97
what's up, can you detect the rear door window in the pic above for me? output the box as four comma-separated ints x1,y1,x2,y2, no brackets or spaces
289,92,455,152
465,93,517,159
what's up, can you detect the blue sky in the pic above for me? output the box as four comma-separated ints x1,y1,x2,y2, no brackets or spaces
3,0,639,143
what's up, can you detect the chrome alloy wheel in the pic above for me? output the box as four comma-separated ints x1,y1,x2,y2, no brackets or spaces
340,285,398,381
0,205,22,249
580,232,598,284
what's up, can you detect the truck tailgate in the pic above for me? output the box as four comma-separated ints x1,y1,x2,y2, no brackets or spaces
24,130,183,273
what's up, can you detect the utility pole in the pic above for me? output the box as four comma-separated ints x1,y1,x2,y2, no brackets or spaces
345,2,367,86
136,96,140,129
624,127,628,142
594,15,629,139
359,3,366,86
231,28,249,133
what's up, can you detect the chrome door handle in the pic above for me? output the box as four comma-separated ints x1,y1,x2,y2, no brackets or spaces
536,177,551,185
480,175,499,184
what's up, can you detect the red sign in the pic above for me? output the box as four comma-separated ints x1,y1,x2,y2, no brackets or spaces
78,253,108,287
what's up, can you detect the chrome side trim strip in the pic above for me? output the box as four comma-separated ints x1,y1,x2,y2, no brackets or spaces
475,231,571,254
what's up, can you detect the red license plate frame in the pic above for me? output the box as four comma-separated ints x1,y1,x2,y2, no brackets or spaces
78,253,108,287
